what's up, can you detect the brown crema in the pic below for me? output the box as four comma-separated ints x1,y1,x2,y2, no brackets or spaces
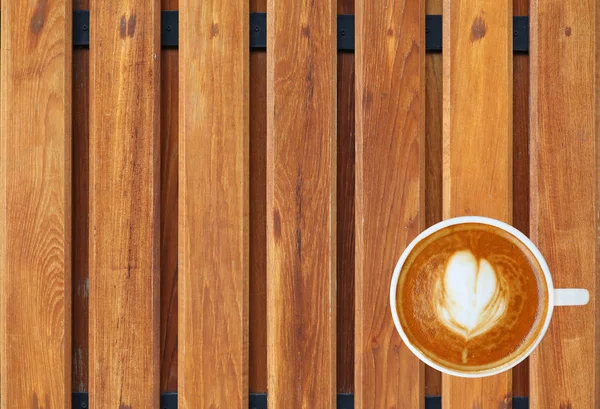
396,223,549,372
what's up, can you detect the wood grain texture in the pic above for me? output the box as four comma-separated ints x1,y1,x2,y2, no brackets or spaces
337,0,355,395
89,1,160,407
179,0,249,407
355,0,425,406
72,0,89,394
249,0,267,393
529,0,598,407
424,0,443,397
266,0,337,406
511,0,530,398
0,0,72,407
442,0,513,407
160,0,179,393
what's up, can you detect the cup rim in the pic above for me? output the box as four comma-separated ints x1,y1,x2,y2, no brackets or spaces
389,215,555,378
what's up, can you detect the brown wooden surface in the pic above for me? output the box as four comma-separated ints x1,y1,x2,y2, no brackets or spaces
0,0,72,406
249,50,268,394
72,0,89,394
89,1,160,406
160,0,179,393
529,0,598,406
0,1,593,405
249,0,268,393
424,0,443,397
355,0,426,407
442,0,513,407
179,0,249,407
512,0,530,397
266,0,337,406
337,0,355,395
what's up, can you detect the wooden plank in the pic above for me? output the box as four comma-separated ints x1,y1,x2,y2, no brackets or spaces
529,0,598,407
425,0,443,397
266,0,336,406
179,0,249,407
72,0,89,394
512,0,530,397
355,0,426,407
0,0,72,407
441,0,513,407
337,0,355,395
249,0,267,393
160,0,179,393
89,0,160,407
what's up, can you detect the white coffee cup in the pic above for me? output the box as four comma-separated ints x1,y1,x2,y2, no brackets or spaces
389,216,589,378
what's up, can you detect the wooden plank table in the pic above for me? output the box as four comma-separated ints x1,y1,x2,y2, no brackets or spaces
529,0,598,407
355,0,426,407
89,1,160,406
179,0,249,407
0,3,594,406
267,0,337,407
1,0,72,406
442,0,513,407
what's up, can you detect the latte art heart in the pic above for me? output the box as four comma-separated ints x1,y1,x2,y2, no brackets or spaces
434,250,508,340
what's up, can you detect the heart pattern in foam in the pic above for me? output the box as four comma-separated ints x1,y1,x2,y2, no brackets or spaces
434,250,508,340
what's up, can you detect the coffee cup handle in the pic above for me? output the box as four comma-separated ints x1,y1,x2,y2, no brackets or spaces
554,288,590,306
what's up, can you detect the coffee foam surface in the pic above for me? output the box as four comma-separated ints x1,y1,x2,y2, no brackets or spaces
396,223,549,372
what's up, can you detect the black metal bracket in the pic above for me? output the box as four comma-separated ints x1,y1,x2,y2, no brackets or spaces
338,15,355,51
426,15,443,51
72,11,529,52
161,10,179,47
513,16,529,52
249,12,267,48
73,10,90,46
72,392,528,409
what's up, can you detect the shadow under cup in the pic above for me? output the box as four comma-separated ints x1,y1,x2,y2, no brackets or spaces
390,217,553,377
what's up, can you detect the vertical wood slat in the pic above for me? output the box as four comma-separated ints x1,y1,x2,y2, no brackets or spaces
355,0,426,407
89,1,160,407
511,0,530,397
424,0,443,397
160,0,179,392
72,0,90,394
249,0,268,393
441,0,513,407
179,0,249,407
266,0,337,406
0,0,72,407
529,0,598,406
336,0,356,395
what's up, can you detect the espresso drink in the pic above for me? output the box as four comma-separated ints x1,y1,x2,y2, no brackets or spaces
396,223,549,372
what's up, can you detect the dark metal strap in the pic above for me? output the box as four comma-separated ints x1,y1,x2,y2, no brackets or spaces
72,392,528,409
72,11,530,52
